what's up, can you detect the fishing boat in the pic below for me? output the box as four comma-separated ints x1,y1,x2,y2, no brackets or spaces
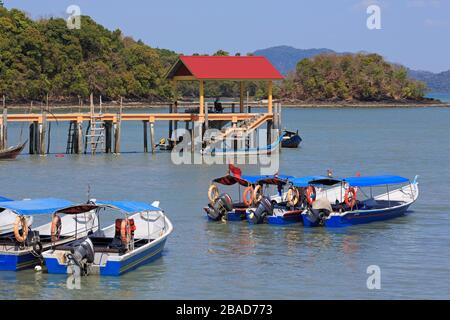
0,141,26,160
301,175,419,227
43,200,173,276
281,130,302,148
0,198,98,271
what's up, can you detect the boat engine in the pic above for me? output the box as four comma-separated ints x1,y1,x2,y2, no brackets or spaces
206,193,233,221
247,197,273,224
66,238,95,276
307,198,333,226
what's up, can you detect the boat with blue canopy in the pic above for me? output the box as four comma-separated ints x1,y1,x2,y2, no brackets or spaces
0,198,99,271
43,200,173,276
205,168,294,222
300,175,419,227
0,196,34,235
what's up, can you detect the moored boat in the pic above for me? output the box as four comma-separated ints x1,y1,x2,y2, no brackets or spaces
301,175,419,227
0,141,26,160
0,198,98,271
43,200,173,276
281,130,302,148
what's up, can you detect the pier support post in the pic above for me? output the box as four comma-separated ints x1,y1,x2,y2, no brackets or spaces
1,96,7,149
38,112,47,155
267,120,273,146
143,120,148,153
169,103,173,143
150,121,155,154
113,121,121,154
29,122,39,154
76,121,83,154
105,121,112,153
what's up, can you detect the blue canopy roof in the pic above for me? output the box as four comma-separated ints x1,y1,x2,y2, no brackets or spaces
343,175,409,187
289,176,342,187
0,196,13,202
96,201,161,213
241,174,294,185
0,198,74,215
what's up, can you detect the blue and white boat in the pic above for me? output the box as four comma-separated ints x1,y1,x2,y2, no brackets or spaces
301,175,419,227
0,196,33,235
205,172,293,222
43,200,173,276
0,198,98,271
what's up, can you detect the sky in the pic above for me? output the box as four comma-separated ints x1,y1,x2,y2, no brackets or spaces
4,0,450,72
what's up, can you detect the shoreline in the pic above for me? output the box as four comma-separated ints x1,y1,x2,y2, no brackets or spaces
2,100,450,112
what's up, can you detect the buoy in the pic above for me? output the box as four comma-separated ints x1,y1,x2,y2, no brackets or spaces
55,154,64,158
34,265,42,272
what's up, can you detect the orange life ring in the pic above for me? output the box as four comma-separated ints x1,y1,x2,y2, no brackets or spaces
208,184,219,204
287,187,299,207
306,186,316,205
345,187,357,208
243,186,253,207
14,216,28,243
252,185,263,203
51,215,62,242
120,218,132,245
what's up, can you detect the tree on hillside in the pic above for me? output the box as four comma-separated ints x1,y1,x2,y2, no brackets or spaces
279,53,427,102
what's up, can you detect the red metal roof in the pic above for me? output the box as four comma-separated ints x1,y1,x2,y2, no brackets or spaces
166,56,284,80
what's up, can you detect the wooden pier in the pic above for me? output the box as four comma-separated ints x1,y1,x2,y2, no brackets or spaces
0,56,284,155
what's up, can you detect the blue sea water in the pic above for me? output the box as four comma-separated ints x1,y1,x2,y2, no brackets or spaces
0,106,449,299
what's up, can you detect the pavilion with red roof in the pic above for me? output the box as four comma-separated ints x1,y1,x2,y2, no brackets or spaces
165,55,284,118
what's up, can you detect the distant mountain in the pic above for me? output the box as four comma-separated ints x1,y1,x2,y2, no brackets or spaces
254,45,450,93
253,46,339,75
407,69,450,93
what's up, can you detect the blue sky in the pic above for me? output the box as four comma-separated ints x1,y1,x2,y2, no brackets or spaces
4,0,450,72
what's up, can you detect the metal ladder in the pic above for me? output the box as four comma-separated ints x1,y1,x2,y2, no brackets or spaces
85,97,105,154
66,121,76,154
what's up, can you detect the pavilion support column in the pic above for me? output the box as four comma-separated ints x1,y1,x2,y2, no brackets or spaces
150,121,155,154
240,81,244,113
76,120,83,154
199,80,205,118
268,81,273,114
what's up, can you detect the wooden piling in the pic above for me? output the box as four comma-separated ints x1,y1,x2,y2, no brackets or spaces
76,121,83,154
29,123,34,154
169,103,173,141
150,121,155,153
1,96,7,149
105,121,112,153
39,107,47,155
113,98,122,154
143,120,148,153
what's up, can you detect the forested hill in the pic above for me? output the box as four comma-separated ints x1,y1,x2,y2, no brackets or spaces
0,7,179,102
0,7,430,103
279,53,427,102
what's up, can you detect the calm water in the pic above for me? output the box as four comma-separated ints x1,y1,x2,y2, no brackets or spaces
0,106,449,299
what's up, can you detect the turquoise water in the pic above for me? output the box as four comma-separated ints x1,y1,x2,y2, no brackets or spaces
0,106,449,299
427,92,450,103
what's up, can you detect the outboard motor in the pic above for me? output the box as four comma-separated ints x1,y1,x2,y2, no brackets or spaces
306,198,333,226
247,197,273,224
206,193,233,221
67,238,95,276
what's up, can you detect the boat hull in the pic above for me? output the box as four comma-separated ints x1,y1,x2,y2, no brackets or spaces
267,214,302,225
0,252,40,271
45,239,167,276
281,135,302,148
302,204,411,228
